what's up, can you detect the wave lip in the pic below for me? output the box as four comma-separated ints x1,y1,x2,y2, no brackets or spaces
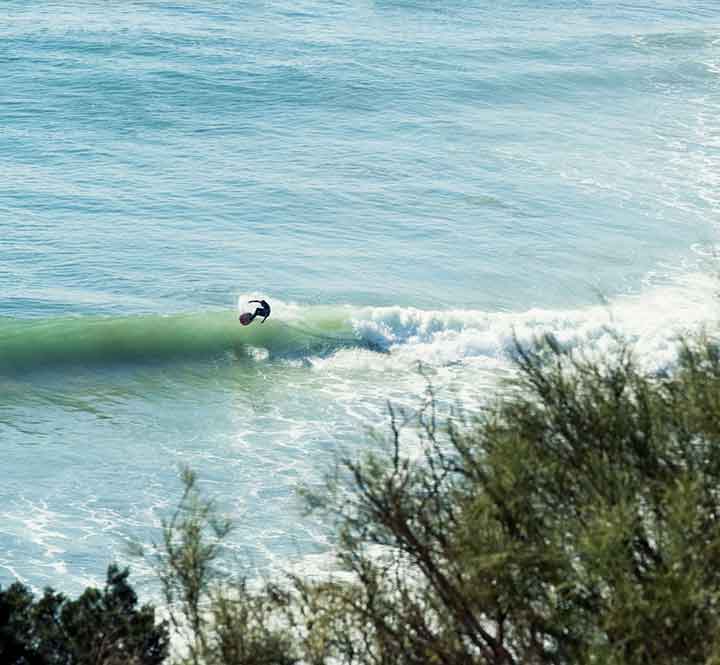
0,310,362,375
0,313,234,374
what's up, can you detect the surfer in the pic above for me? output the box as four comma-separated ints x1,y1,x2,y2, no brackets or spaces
239,299,271,325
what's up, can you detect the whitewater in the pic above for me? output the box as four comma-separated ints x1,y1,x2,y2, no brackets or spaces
2,0,720,594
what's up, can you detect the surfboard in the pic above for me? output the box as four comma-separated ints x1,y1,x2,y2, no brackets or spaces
239,312,253,326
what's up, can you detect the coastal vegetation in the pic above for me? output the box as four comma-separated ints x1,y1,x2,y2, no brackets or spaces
0,564,168,664
3,333,720,664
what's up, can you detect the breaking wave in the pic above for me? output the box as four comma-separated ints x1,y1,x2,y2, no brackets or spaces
2,273,716,376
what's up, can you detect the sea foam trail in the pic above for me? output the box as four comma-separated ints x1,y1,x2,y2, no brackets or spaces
347,272,719,373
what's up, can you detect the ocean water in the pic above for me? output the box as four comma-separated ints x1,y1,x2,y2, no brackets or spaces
2,0,719,594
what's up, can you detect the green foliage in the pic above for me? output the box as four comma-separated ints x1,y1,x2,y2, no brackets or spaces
203,582,299,665
138,465,297,665
134,333,720,665
296,333,720,665
136,466,232,665
0,564,169,665
8,333,720,665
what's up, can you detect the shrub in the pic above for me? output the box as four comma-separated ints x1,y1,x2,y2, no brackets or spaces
0,564,169,665
137,333,720,664
137,466,297,665
297,334,720,664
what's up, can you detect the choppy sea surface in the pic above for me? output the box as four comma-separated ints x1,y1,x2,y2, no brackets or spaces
2,0,719,594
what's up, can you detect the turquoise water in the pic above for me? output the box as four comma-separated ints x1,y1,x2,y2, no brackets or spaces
2,0,720,593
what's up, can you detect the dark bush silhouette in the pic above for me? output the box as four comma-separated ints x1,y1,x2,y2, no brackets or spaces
0,564,169,665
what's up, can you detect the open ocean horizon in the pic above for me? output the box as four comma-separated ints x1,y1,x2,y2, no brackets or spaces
2,0,720,595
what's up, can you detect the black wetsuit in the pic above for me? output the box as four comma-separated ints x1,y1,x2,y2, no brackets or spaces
247,299,271,324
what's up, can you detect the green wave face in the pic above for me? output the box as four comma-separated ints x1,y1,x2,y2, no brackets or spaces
0,309,360,374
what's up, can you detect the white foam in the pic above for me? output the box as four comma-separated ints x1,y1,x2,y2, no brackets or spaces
346,271,718,374
235,272,718,379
